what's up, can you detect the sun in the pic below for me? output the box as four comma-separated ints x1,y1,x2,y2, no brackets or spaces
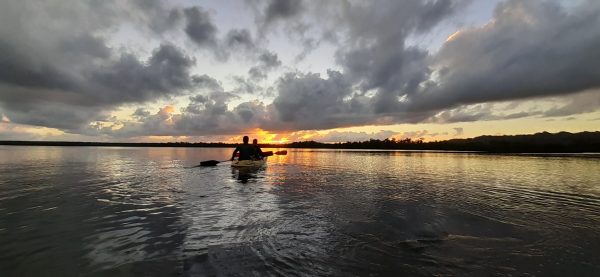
247,128,289,144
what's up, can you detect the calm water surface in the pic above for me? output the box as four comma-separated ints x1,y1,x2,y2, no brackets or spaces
1,146,599,276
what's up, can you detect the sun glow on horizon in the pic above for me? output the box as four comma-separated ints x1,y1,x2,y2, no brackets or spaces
242,129,291,144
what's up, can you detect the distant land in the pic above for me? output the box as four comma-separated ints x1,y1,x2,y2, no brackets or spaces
1,131,599,153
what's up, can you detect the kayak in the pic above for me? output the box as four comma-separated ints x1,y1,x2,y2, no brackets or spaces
231,158,267,168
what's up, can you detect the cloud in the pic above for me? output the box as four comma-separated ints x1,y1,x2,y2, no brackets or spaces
271,70,358,130
183,6,218,47
405,0,600,112
335,0,466,95
271,0,600,130
264,0,304,26
248,51,282,80
453,127,464,137
232,76,263,94
541,89,600,118
0,122,62,141
132,2,183,34
90,44,197,103
225,29,256,50
243,0,468,127
132,108,151,119
192,75,224,92
0,43,200,131
111,93,269,137
425,89,600,123
2,0,600,141
0,1,206,132
174,95,269,136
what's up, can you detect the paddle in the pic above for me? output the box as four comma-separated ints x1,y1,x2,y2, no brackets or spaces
198,159,230,166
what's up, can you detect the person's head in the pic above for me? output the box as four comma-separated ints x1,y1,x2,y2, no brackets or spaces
243,136,249,144
252,139,258,145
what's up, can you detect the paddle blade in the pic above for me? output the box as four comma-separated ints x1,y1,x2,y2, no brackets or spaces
275,150,287,155
199,160,220,166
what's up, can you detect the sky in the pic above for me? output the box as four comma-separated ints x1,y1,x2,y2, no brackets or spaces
0,0,599,143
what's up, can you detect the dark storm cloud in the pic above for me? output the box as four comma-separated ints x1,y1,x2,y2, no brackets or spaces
112,70,354,136
248,51,282,80
424,101,557,124
125,0,183,34
1,42,197,107
258,51,281,68
225,29,256,50
113,93,269,137
0,1,208,131
541,90,600,118
133,108,151,118
3,0,600,139
208,0,468,132
335,0,466,106
192,75,224,92
271,0,600,130
4,103,107,131
2,42,196,109
264,0,304,25
0,40,78,91
175,97,267,136
59,34,111,59
184,6,218,47
107,0,600,138
232,76,263,94
405,0,600,112
251,0,468,130
90,44,197,104
270,70,359,130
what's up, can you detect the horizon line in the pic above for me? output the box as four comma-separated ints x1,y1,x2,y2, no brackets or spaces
1,130,598,145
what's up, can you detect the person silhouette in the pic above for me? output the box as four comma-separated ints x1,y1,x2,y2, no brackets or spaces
252,139,265,160
230,136,256,161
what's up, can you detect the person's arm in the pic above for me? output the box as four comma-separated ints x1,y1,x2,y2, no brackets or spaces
231,146,239,161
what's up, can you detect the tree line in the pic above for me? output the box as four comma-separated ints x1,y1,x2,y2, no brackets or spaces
1,131,599,153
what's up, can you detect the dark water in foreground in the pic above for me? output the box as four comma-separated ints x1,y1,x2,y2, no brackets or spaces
1,146,599,276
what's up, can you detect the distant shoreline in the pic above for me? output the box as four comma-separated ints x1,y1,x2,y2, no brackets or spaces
1,131,599,153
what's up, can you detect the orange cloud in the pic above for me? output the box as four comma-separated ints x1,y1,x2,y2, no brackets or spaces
159,105,175,125
446,30,462,42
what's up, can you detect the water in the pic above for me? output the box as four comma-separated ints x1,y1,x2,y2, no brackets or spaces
1,146,599,276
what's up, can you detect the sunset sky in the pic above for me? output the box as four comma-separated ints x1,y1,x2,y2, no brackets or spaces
0,0,599,143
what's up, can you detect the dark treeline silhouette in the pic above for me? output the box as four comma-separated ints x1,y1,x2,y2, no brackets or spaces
282,131,600,153
1,131,599,153
0,141,232,148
